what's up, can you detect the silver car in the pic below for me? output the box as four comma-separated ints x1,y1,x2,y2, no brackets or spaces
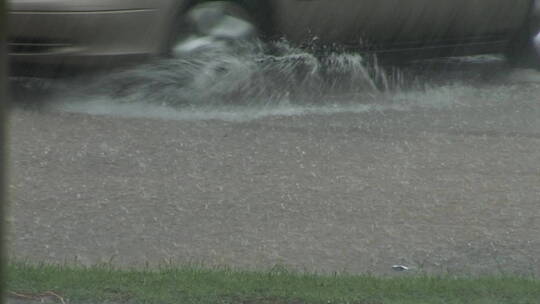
8,0,183,68
7,0,540,71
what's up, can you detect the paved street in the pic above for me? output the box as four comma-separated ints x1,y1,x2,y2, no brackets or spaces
7,56,540,276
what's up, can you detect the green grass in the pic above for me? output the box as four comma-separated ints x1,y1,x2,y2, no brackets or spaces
7,262,540,304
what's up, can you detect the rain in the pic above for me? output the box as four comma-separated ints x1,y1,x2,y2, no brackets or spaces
5,0,540,277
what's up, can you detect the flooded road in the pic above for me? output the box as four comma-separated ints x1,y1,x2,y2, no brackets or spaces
7,46,540,276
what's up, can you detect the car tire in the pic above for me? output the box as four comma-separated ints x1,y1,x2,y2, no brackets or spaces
505,4,540,69
171,1,259,56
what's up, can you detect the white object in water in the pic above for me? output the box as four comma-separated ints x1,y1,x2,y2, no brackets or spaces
392,265,410,271
173,36,223,55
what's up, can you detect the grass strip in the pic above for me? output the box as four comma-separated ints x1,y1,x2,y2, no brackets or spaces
7,262,540,304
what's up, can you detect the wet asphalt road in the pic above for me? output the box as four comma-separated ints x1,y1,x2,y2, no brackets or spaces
7,57,540,276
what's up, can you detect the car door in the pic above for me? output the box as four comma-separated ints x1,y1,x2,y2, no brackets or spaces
440,0,531,40
390,0,531,44
269,0,531,47
269,0,413,46
269,0,478,47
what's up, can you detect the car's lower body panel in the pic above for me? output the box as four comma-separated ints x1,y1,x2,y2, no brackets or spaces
8,8,168,69
339,35,512,62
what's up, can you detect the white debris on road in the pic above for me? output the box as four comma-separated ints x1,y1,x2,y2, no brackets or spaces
392,265,410,272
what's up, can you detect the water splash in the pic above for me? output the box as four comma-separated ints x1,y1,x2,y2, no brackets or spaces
57,41,405,107
11,40,534,122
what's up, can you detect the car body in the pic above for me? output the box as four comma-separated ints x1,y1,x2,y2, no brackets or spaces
271,0,534,60
7,0,540,72
7,0,183,70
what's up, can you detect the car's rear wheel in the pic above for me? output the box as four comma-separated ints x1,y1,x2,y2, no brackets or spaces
505,4,540,69
171,1,259,56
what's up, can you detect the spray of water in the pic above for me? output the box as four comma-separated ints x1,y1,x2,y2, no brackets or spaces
12,39,534,122
78,40,404,108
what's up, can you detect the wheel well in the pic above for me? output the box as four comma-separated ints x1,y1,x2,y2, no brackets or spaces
507,0,539,44
504,0,540,67
532,0,540,28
